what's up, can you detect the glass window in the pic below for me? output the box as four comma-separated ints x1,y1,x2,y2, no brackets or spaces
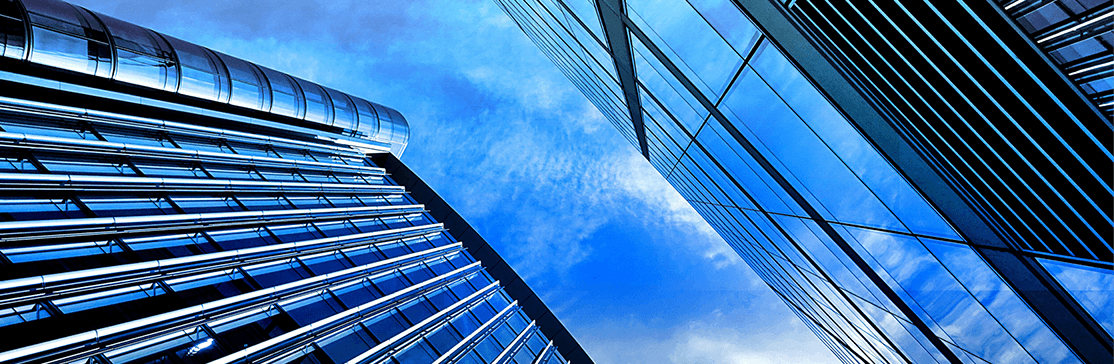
0,303,52,328
24,0,112,77
631,37,709,134
282,293,344,327
491,322,518,347
105,327,227,364
1039,258,1114,336
36,156,136,176
372,270,411,295
208,227,275,251
294,78,334,125
258,66,305,119
236,196,291,211
269,223,324,243
746,44,960,239
845,227,1033,362
399,297,438,324
214,52,269,111
53,282,166,314
352,98,380,139
450,311,482,338
425,287,459,311
473,336,504,362
0,0,25,60
627,0,742,97
425,325,463,355
506,311,529,333
925,240,1076,362
393,340,438,364
447,278,478,300
401,237,434,255
286,196,333,210
317,326,374,363
363,309,408,343
513,345,538,364
446,251,474,269
377,241,413,258
0,153,37,172
166,268,245,293
95,13,178,91
401,264,436,285
1,239,120,263
469,300,498,324
244,259,313,288
324,87,358,131
342,244,387,266
331,279,382,308
123,232,206,256
172,196,242,213
300,250,353,276
211,306,292,350
82,196,175,217
163,35,230,102
0,197,86,221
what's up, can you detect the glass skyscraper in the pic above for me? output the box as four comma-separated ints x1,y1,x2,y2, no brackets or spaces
0,0,591,363
496,0,1111,363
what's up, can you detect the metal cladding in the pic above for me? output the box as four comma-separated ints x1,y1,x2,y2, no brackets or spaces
0,0,409,156
0,0,587,363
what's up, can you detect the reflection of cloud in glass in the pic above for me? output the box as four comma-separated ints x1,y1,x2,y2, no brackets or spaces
925,239,1075,363
1039,258,1114,336
850,228,1034,363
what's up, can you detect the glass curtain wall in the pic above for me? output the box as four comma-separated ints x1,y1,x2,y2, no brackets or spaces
0,96,567,364
495,0,1108,363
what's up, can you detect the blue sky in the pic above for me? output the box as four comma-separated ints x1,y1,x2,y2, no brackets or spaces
70,0,838,362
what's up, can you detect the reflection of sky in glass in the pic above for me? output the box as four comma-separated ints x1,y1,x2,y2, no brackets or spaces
559,0,605,41
845,227,1036,363
1039,258,1114,336
631,37,708,134
925,239,1078,363
686,0,760,57
626,0,742,98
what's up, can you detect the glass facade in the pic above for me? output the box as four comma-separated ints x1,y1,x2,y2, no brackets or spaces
497,0,1111,363
0,1,586,363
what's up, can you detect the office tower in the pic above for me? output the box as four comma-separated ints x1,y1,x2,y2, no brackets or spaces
0,0,591,363
495,0,1111,363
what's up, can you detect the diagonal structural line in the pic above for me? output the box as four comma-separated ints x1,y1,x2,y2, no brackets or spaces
594,0,649,159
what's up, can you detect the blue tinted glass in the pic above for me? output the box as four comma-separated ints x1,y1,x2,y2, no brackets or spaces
843,227,1033,362
470,301,498,324
364,310,408,343
926,240,1076,362
451,311,482,337
747,45,960,240
473,336,504,361
402,264,436,285
393,340,437,364
343,245,386,266
1039,259,1114,336
399,298,437,324
372,271,410,295
245,260,313,288
426,325,462,355
631,37,708,133
626,0,742,97
426,288,459,311
491,323,518,347
686,0,760,55
283,294,343,326
318,326,373,363
332,280,381,308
